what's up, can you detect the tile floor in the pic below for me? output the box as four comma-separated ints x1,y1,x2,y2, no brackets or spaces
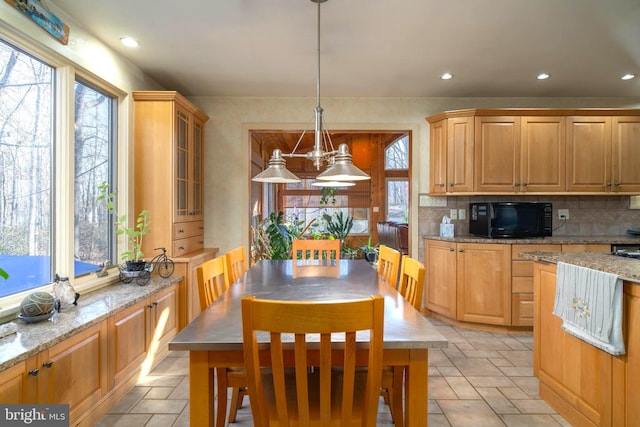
96,317,571,427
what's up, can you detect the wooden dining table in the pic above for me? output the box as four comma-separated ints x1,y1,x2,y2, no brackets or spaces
169,259,448,426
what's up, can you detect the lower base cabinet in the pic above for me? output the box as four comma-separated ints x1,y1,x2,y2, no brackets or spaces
0,284,177,426
534,262,639,427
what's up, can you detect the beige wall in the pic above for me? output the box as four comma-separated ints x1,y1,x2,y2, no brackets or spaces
191,96,640,256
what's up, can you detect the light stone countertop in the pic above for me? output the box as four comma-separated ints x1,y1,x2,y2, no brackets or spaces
520,251,640,283
423,235,640,245
0,276,181,371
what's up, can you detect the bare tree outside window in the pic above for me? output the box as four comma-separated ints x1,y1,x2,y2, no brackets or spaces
73,80,115,273
385,136,409,222
0,39,53,297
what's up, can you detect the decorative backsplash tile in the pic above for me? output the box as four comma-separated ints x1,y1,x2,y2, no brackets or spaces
419,195,640,238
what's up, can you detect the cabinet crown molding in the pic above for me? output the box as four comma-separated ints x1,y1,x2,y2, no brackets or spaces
426,108,640,123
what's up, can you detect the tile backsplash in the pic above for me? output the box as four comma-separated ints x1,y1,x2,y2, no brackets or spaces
419,195,640,238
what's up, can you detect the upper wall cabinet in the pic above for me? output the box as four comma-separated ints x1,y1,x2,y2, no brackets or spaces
132,91,209,258
429,116,474,194
427,109,640,195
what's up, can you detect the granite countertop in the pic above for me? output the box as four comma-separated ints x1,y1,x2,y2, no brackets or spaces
0,276,181,371
520,251,640,283
423,235,640,245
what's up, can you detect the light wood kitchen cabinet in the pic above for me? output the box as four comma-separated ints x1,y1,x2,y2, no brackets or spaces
132,91,209,259
534,261,640,426
456,242,512,325
511,244,561,326
566,116,612,193
38,322,109,423
427,109,640,195
428,116,474,194
424,240,457,318
520,116,566,192
145,284,178,359
0,323,107,422
561,244,611,253
568,116,640,193
611,116,640,193
474,115,521,192
0,357,38,403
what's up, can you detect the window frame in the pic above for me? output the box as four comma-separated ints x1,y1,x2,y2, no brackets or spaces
0,28,128,321
383,136,410,222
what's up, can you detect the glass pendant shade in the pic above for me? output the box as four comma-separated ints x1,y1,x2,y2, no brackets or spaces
252,149,301,183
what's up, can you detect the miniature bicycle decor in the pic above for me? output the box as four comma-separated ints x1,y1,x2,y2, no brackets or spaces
119,247,175,286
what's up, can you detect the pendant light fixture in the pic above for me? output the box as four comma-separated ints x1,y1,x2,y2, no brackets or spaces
252,0,370,184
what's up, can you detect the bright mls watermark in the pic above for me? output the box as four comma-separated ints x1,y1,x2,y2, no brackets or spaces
1,405,69,426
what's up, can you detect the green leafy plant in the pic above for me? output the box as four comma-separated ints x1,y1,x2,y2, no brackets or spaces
97,181,151,262
325,211,353,241
0,245,6,280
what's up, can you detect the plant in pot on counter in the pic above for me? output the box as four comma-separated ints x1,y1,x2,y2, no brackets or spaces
98,181,151,285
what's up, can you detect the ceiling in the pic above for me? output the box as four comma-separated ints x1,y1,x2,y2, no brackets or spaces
50,0,640,98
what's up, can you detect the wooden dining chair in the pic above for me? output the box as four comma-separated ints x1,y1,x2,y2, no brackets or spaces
381,255,426,427
196,255,246,426
291,238,341,264
377,245,401,287
196,255,229,311
225,245,247,285
241,294,384,426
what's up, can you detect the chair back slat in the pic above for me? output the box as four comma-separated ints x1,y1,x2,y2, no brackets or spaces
241,295,384,426
397,256,425,311
377,245,401,287
196,255,229,311
226,246,247,285
292,239,341,264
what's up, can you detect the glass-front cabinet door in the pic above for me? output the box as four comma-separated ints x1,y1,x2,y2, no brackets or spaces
175,107,189,220
191,118,204,219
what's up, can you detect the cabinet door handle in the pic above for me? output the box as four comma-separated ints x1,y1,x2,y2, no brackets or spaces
515,182,520,187
449,247,454,252
178,229,185,234
147,304,154,309
606,182,612,187
153,301,158,306
439,183,445,187
614,182,620,187
458,249,464,253
179,246,185,250
28,369,39,376
523,182,528,187
42,360,53,368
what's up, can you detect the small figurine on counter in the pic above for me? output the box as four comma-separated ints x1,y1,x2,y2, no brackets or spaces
51,274,80,311
96,260,110,277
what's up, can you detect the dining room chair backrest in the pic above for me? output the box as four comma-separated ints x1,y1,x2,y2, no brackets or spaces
225,246,247,285
196,255,229,311
397,256,425,311
377,245,401,287
291,239,341,264
241,294,384,426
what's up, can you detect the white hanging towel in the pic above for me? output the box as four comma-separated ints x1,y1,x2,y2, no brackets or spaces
552,262,625,355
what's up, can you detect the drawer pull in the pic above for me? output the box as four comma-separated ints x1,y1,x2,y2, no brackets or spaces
178,229,185,234
42,360,53,368
147,304,154,309
28,369,39,376
179,246,185,250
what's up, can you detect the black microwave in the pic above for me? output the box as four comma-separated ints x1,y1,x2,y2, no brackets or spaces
469,202,552,238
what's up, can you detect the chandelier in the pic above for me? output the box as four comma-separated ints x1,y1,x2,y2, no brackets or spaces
252,0,370,186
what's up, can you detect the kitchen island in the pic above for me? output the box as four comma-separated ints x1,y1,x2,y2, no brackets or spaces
526,251,639,427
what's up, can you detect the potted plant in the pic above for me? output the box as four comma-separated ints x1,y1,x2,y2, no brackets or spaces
98,181,151,281
359,236,378,264
325,211,353,256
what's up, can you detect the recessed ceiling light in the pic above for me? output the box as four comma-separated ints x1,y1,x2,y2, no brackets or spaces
120,37,139,48
537,73,550,80
621,74,636,81
440,73,453,80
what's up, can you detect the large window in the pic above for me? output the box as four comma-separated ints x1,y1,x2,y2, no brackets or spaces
281,178,369,236
74,80,117,274
385,136,409,223
0,39,54,298
0,38,118,301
